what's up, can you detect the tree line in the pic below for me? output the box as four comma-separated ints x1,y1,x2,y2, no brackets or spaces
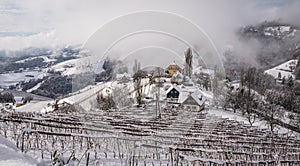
225,67,300,131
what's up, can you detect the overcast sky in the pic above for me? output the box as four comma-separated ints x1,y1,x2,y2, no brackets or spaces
0,0,299,51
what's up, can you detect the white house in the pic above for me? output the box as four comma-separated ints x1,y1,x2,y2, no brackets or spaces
14,96,24,107
165,84,206,111
116,72,131,83
178,91,206,111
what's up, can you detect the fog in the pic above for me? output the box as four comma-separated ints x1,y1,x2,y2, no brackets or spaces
0,0,299,65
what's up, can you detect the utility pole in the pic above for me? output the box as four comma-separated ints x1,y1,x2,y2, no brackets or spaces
156,88,161,118
155,67,162,118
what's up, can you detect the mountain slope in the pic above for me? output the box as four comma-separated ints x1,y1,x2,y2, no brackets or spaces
225,21,300,71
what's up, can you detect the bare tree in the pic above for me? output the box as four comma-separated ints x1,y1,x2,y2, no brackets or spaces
244,68,258,126
184,48,193,78
264,89,282,132
96,93,115,110
155,67,163,118
112,86,133,108
132,59,143,106
212,66,226,107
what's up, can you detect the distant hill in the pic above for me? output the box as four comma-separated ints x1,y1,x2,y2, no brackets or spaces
224,21,300,72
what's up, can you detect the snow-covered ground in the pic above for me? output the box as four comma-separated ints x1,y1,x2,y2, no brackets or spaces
264,59,298,79
207,109,299,136
1,77,299,165
2,81,108,114
207,109,266,127
0,71,46,88
14,100,55,113
50,58,79,76
1,58,298,165
60,82,108,111
15,56,56,64
0,135,37,166
263,25,297,38
50,56,104,76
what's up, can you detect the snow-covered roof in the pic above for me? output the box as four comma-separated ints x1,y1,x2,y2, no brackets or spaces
14,97,23,104
178,91,189,103
178,91,205,106
166,84,181,95
189,93,205,106
227,80,240,90
116,72,130,79
179,84,198,92
193,66,214,76
182,77,194,86
166,61,182,69
193,89,207,101
170,61,178,66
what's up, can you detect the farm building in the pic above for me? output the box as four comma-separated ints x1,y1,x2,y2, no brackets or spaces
178,91,206,111
14,96,25,107
165,84,206,111
165,62,182,76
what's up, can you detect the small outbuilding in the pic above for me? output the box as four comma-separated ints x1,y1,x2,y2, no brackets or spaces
14,96,24,107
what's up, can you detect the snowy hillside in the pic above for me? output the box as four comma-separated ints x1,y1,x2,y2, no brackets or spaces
264,59,298,79
15,56,56,64
60,82,108,111
230,21,300,70
263,25,297,38
50,58,79,76
242,22,299,39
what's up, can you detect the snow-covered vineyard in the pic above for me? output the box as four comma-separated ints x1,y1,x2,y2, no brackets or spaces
1,107,299,165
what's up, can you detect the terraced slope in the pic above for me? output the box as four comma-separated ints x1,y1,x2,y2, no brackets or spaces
0,107,299,165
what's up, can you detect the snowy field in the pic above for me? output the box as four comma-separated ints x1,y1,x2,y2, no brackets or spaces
0,135,37,166
0,71,46,88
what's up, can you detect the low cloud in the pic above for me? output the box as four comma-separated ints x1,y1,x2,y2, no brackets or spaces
0,30,61,51
0,0,299,61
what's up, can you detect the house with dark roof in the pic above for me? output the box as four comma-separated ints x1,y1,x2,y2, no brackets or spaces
166,84,181,102
165,84,206,111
